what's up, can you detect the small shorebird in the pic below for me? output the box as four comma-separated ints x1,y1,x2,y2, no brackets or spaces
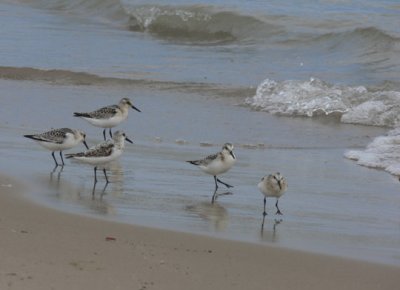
187,143,236,200
73,97,141,140
65,131,133,185
24,128,89,167
258,172,287,215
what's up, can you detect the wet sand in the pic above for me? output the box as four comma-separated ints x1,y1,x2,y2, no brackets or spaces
1,174,399,290
0,79,399,266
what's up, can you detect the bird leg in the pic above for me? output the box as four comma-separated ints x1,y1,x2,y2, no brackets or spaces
275,199,282,215
103,168,109,184
94,167,98,184
59,151,65,166
109,128,113,138
216,177,233,188
213,176,219,191
261,214,266,231
102,129,107,141
211,190,217,204
51,152,59,167
263,197,267,216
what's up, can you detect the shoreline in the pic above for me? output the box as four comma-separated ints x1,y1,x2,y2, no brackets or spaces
1,174,399,290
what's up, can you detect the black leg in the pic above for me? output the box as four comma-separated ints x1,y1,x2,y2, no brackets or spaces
94,167,98,184
261,214,266,231
59,151,65,166
211,190,217,204
275,199,282,215
213,176,218,191
103,168,109,184
100,182,109,198
263,197,267,216
216,177,233,188
103,129,106,141
109,128,113,138
51,152,59,167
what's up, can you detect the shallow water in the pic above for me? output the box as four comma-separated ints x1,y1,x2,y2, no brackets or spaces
1,0,400,266
1,80,399,266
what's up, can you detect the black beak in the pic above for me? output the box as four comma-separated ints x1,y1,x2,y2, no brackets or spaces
131,105,141,112
230,151,236,159
277,180,282,190
83,140,89,150
125,136,133,144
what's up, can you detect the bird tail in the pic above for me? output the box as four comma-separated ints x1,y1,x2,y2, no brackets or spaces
65,152,84,159
186,160,200,166
73,112,91,118
24,134,41,141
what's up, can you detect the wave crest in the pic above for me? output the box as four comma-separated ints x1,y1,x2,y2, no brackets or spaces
17,0,283,44
345,128,400,176
245,78,400,127
126,5,282,43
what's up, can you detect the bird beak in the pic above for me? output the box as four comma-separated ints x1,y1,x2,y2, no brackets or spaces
277,180,282,190
230,151,236,159
131,105,141,112
83,140,89,150
125,137,133,144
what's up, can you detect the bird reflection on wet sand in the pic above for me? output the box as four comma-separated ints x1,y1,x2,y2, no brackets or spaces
261,216,283,242
186,201,229,231
45,161,123,215
49,165,64,184
90,161,125,198
91,182,108,199
211,190,233,204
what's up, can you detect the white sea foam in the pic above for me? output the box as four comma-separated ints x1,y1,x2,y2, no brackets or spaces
341,92,400,127
245,78,400,127
344,128,400,176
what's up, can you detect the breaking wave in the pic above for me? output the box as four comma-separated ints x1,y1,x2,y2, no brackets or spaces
245,78,400,128
17,0,400,47
125,5,282,43
16,0,283,44
345,128,400,176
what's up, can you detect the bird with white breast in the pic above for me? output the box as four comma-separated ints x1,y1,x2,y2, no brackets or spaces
74,97,140,141
24,128,89,167
187,143,236,201
258,172,287,215
66,130,133,185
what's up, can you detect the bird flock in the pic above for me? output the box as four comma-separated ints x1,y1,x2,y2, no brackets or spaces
24,97,287,216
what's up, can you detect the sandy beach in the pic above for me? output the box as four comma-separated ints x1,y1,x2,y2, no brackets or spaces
1,1,400,288
0,174,399,290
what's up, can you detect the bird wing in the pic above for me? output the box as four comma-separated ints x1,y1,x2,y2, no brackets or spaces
66,141,114,158
85,141,114,157
88,105,119,119
189,153,219,166
36,128,73,144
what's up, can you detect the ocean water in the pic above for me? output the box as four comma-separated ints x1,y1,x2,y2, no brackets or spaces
0,0,399,265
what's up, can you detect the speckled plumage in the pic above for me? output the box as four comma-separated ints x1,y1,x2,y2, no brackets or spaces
24,128,88,167
66,131,133,185
74,97,141,140
76,105,120,120
187,143,236,200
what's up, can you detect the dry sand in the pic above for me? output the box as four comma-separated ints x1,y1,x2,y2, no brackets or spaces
0,174,399,290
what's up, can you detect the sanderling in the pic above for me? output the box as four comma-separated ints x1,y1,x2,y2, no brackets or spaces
258,172,287,215
73,97,141,140
24,128,89,167
187,143,236,201
65,131,133,185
